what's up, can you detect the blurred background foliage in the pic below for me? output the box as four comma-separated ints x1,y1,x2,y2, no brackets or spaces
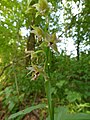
0,0,90,119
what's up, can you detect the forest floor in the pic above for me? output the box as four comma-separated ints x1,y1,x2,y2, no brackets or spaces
0,95,47,120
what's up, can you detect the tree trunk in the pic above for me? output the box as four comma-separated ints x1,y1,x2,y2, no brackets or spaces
26,33,35,66
76,20,80,61
77,39,80,61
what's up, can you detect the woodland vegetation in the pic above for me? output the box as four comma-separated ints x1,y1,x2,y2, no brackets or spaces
0,0,90,120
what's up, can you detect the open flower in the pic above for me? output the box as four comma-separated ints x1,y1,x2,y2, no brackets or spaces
45,33,59,53
33,0,49,16
27,64,48,81
31,26,44,41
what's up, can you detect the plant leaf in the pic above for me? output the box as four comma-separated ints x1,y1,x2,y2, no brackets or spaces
27,0,32,7
47,106,90,120
8,104,46,119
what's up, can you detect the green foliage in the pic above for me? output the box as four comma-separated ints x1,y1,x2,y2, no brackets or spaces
0,0,90,120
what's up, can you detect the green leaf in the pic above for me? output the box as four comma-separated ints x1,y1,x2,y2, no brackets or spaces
66,113,90,120
8,102,15,112
8,104,46,119
27,0,32,7
56,80,66,88
47,106,90,120
66,91,81,102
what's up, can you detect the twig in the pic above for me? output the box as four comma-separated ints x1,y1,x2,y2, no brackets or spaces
0,63,12,77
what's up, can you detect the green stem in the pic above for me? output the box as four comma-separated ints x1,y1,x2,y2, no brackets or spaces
13,64,19,96
45,80,54,120
44,13,54,120
45,47,54,120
